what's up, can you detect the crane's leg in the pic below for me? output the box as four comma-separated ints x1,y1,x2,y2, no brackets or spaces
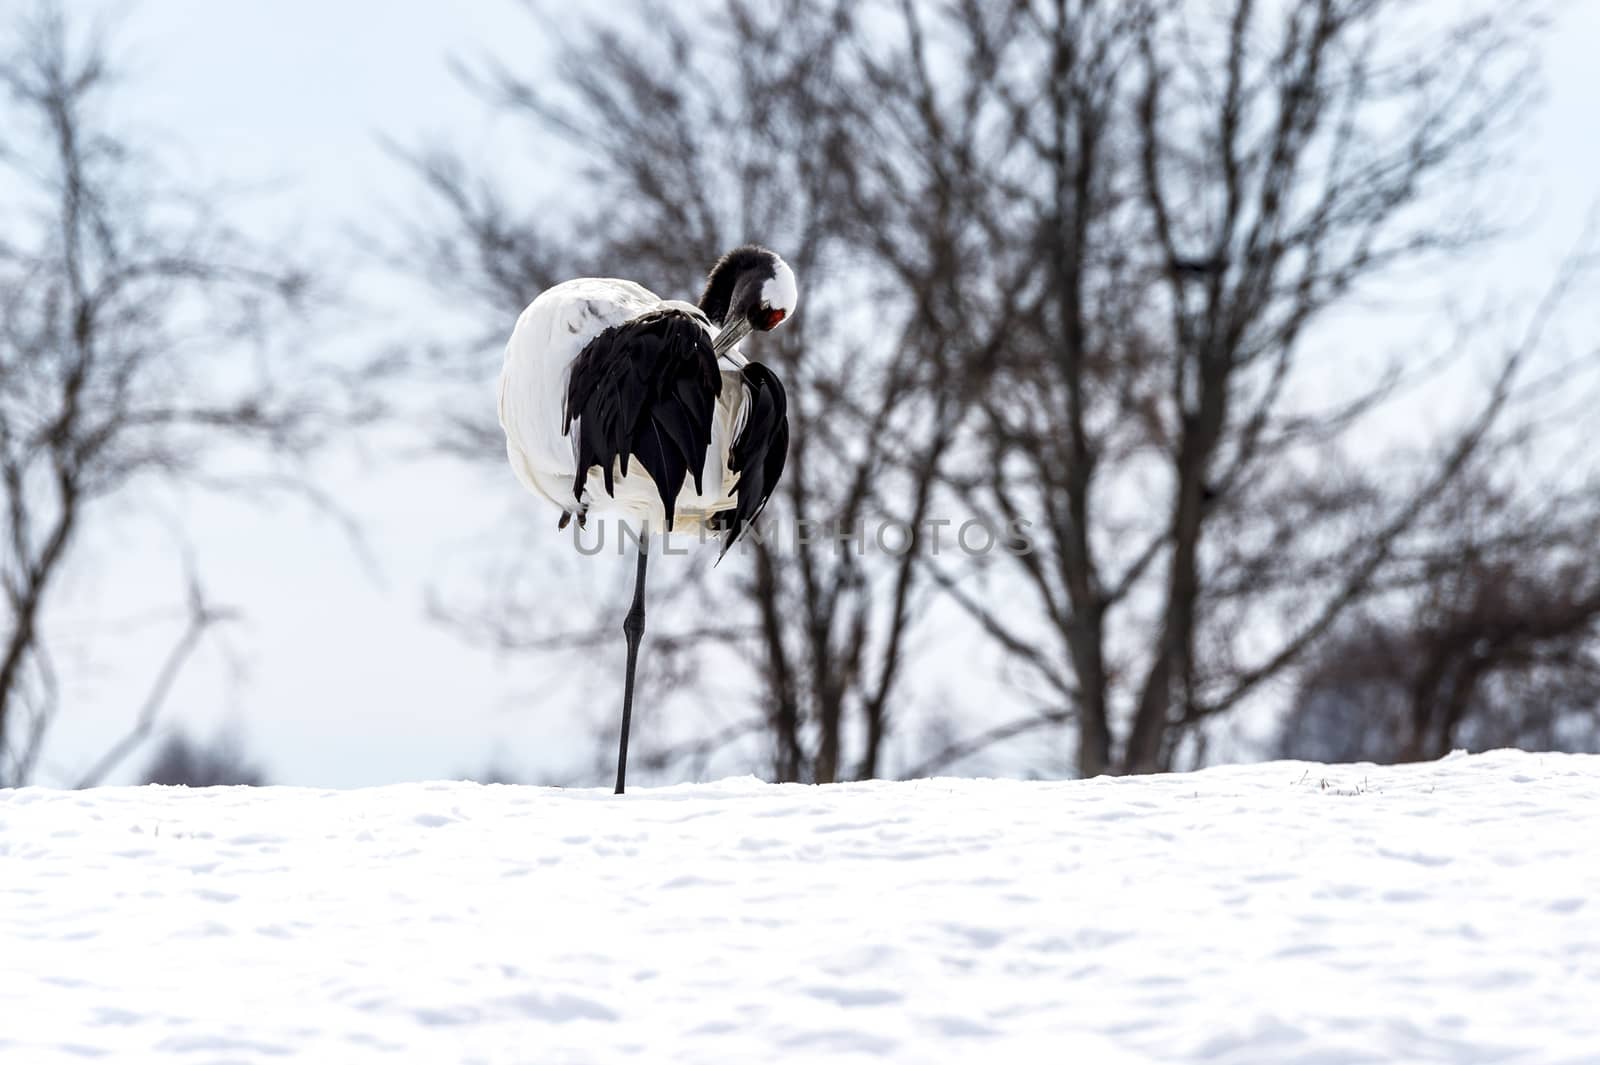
615,540,649,794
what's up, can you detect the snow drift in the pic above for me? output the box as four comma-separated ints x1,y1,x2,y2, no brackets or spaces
2,750,1597,1063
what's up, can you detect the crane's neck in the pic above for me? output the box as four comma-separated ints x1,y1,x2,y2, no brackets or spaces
698,247,775,325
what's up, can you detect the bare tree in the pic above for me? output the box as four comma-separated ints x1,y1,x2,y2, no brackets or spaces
405,0,1009,783
404,0,1596,783
140,728,269,788
1278,472,1600,763
0,6,369,785
848,0,1597,776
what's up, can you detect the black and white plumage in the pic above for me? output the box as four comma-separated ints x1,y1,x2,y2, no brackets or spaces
498,246,797,792
500,247,795,554
710,360,788,549
563,309,723,526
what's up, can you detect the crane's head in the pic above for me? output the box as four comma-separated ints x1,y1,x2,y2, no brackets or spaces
699,245,798,366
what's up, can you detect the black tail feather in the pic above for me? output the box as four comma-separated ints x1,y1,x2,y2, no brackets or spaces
715,361,789,558
565,310,722,531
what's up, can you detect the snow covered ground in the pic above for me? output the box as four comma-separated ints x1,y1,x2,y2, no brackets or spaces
2,750,1597,1064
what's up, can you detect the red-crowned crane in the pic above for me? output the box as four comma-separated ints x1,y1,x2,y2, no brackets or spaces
498,246,796,793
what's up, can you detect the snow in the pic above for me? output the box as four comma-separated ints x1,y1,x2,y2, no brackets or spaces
2,750,1597,1064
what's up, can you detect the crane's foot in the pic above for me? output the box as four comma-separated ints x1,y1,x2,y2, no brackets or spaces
557,505,590,531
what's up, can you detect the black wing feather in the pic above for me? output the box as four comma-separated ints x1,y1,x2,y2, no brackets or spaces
565,309,721,530
711,361,790,558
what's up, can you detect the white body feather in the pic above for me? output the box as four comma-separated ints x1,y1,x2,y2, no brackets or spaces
498,278,749,531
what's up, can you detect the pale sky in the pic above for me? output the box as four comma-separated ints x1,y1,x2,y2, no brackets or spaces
25,1,1600,787
40,0,576,787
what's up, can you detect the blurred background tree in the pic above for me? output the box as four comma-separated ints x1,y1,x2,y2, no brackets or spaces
140,728,269,788
0,6,372,786
403,0,1598,781
404,1,982,783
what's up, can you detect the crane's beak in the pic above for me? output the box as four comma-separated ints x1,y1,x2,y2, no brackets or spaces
713,318,752,367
